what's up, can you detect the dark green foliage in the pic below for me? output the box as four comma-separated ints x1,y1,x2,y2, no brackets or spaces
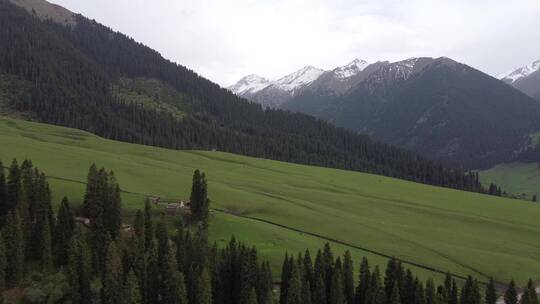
5,159,21,214
449,280,459,304
521,279,539,304
162,248,188,304
145,241,160,304
384,258,404,303
485,278,497,304
247,288,259,304
55,197,75,266
39,217,53,273
343,251,355,304
257,261,273,304
329,258,344,304
144,199,154,251
122,270,142,304
104,171,122,240
285,263,302,304
0,0,491,194
504,280,518,304
0,233,6,292
414,279,426,304
312,273,327,304
280,254,292,304
68,232,92,304
3,210,24,286
402,270,416,304
460,276,481,304
389,283,401,304
0,162,6,225
195,266,212,304
102,241,123,304
355,257,370,304
156,220,170,278
190,170,210,225
533,195,537,202
425,279,436,304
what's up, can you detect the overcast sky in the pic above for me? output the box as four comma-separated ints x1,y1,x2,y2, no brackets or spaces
49,0,540,87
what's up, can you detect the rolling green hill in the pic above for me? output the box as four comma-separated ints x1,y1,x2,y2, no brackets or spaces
1,116,539,284
481,163,540,200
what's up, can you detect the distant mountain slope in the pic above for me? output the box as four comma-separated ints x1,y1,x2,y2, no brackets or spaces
0,0,484,191
283,57,540,168
501,60,540,101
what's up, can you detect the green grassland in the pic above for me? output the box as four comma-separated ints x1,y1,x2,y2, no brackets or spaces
481,162,540,200
1,116,539,284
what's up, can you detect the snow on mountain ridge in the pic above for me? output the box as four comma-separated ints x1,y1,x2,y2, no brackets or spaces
500,60,540,83
274,66,326,93
332,59,369,79
228,74,271,95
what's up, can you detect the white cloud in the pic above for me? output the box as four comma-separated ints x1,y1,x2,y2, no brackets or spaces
49,0,540,86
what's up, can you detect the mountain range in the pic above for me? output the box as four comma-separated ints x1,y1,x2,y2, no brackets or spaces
0,0,484,192
231,58,540,168
500,60,540,101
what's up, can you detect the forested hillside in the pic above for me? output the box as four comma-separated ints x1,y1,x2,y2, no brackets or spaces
0,0,486,192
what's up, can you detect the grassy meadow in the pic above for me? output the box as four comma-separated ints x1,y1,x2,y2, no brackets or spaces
1,116,539,284
481,162,540,201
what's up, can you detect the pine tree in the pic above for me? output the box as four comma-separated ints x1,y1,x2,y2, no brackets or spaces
330,258,345,304
485,278,497,304
40,217,53,273
104,171,122,239
389,283,401,304
524,279,539,304
414,279,426,304
460,276,480,304
144,199,154,251
55,197,75,266
5,159,21,213
402,269,415,304
146,242,160,304
426,279,436,304
449,280,459,304
0,162,6,225
102,241,124,304
343,251,354,304
122,269,142,304
257,261,273,304
0,233,6,293
68,230,92,304
286,263,302,304
156,220,170,276
195,266,212,304
355,257,370,304
533,195,537,202
190,170,210,225
312,273,327,304
83,164,99,219
280,253,292,304
3,210,24,286
246,287,259,304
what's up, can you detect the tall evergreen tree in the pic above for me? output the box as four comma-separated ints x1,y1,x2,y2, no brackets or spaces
280,253,292,304
257,261,273,304
485,278,497,304
533,195,537,202
5,159,21,213
3,210,24,286
449,280,459,304
523,279,539,304
0,162,6,226
330,258,345,304
144,199,154,251
156,220,170,276
0,233,6,294
162,249,188,304
104,171,122,239
195,266,213,304
146,241,160,304
286,263,302,304
389,283,402,304
39,217,53,273
68,232,92,304
414,279,426,304
355,257,371,304
503,280,517,304
402,269,415,304
343,251,355,304
55,197,75,266
246,287,259,304
83,164,99,219
102,241,124,304
426,279,436,304
122,269,142,304
190,170,210,225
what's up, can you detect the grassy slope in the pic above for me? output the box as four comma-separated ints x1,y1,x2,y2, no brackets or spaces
1,116,539,283
481,163,540,200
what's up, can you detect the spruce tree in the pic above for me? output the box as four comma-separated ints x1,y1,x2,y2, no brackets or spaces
302,281,312,304
144,199,154,251
83,164,99,219
257,261,273,304
485,278,497,304
426,279,436,304
195,266,212,304
0,162,6,225
303,249,314,288
402,269,415,304
343,251,355,304
122,269,142,304
389,283,401,304
312,273,327,304
104,171,122,239
286,263,302,304
55,197,75,266
102,241,124,304
0,233,6,293
68,232,92,304
156,220,170,276
414,279,426,304
525,279,539,304
330,258,345,304
533,195,537,202
449,279,459,304
355,257,370,304
190,170,210,225
247,287,259,304
146,241,160,304
280,253,292,304
40,217,53,273
5,159,21,213
3,210,24,286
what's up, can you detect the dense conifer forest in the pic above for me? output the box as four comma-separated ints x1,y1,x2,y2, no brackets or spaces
0,0,501,194
0,159,535,303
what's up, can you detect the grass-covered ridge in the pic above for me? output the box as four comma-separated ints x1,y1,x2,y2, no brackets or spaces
481,162,540,200
1,116,539,283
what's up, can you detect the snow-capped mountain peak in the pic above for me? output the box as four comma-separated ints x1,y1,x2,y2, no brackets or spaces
332,59,369,79
274,66,325,92
228,74,271,95
500,60,540,83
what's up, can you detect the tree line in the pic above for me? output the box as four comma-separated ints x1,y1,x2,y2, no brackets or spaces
0,0,504,196
0,159,537,303
279,245,537,304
